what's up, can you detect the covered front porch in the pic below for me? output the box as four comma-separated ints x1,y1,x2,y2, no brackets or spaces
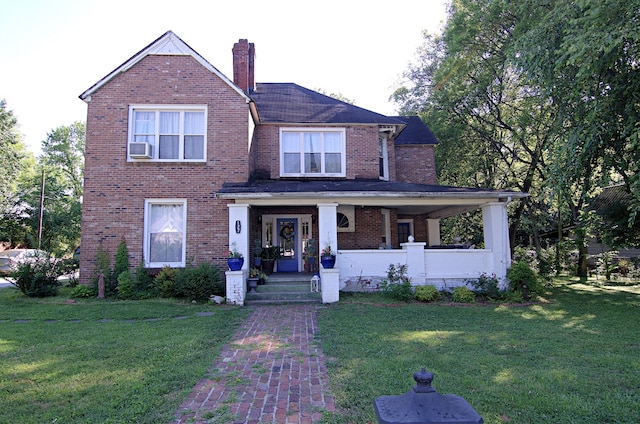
218,180,526,305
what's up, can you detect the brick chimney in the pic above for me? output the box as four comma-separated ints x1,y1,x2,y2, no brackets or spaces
232,39,255,92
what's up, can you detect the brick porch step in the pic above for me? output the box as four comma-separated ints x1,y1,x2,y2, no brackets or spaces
244,273,322,305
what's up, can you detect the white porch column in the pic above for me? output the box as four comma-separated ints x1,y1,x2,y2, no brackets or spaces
318,203,338,256
482,202,511,285
401,241,427,284
427,219,441,246
228,204,250,262
318,203,339,303
226,204,250,305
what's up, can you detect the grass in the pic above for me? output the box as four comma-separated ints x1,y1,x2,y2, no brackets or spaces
316,276,640,424
0,286,249,423
1,277,639,423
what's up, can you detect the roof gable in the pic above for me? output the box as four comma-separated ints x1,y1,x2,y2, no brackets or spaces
79,31,249,102
394,116,439,145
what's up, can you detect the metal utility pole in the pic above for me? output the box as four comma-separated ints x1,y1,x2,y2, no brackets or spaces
37,169,45,249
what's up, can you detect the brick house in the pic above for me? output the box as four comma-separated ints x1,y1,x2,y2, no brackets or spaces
79,31,526,304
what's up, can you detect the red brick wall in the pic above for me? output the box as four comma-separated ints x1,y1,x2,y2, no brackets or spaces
394,145,437,184
252,124,382,180
80,54,249,284
335,207,398,249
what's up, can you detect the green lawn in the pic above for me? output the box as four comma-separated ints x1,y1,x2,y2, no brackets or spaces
0,288,249,423
1,278,638,423
317,277,640,424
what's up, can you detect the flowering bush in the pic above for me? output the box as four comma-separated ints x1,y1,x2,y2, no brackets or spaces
10,253,71,298
321,244,333,256
227,244,243,258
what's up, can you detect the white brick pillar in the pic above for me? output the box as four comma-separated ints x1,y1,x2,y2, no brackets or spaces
401,241,427,285
225,269,246,305
320,268,340,303
482,202,511,285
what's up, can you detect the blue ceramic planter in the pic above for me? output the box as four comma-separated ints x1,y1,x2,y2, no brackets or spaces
227,257,244,271
320,255,336,269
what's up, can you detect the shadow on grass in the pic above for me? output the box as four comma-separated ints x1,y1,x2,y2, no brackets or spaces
317,278,640,424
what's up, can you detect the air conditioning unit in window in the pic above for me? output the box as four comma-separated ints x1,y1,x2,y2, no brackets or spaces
129,142,152,159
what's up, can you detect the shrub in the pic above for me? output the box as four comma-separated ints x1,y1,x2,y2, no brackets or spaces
507,261,544,300
452,286,476,303
70,284,96,298
91,243,113,296
155,266,180,298
116,270,136,299
134,261,155,298
468,273,502,299
113,238,130,282
414,285,440,302
379,263,413,302
176,262,223,303
11,253,64,297
594,251,618,281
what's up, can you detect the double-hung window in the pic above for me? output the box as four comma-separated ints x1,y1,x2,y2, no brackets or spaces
144,199,187,267
280,128,346,177
128,105,206,162
379,135,389,181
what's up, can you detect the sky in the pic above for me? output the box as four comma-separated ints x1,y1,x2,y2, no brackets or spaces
0,0,448,155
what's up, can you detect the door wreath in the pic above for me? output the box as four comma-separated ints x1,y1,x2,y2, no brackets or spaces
280,224,295,242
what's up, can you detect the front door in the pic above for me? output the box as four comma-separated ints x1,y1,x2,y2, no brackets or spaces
276,218,298,272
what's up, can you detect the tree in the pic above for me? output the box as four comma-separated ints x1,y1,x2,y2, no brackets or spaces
392,0,554,251
511,0,640,276
0,99,35,247
30,122,86,255
0,100,25,203
314,88,356,105
393,0,640,277
40,121,85,198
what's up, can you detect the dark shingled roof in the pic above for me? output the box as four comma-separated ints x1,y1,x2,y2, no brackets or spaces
249,83,406,125
218,178,521,198
393,115,439,145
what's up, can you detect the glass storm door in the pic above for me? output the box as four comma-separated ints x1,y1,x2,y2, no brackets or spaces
398,222,411,244
277,218,298,272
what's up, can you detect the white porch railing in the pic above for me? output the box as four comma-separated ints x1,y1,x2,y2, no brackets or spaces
226,243,507,305
337,243,500,291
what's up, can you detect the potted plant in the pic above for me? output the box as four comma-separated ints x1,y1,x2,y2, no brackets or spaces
257,269,268,285
247,267,260,292
320,243,336,269
305,238,318,272
252,239,263,267
260,245,281,275
227,243,244,271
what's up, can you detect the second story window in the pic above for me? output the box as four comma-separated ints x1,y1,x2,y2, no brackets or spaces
280,128,346,177
379,135,389,181
128,105,206,162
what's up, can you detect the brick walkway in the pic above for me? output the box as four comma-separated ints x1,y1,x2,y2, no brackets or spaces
173,305,335,424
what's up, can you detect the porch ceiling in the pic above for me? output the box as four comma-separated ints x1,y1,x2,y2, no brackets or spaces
217,179,527,219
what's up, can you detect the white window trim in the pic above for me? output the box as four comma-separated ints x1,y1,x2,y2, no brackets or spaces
337,205,355,232
379,135,389,181
143,199,187,268
128,104,207,163
398,219,414,242
279,127,346,177
381,208,391,248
